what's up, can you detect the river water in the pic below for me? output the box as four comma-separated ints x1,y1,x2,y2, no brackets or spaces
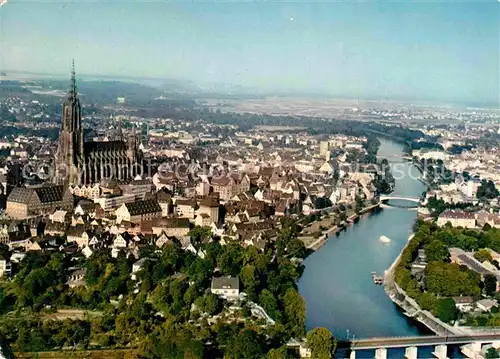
298,138,427,339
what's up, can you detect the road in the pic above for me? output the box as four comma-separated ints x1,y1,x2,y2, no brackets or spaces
351,334,500,349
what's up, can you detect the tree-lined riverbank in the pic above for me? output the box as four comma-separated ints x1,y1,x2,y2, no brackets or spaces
298,139,428,338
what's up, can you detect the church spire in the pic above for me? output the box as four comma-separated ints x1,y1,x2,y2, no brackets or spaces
69,59,77,99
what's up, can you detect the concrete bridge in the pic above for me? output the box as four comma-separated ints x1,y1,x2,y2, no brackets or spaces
380,154,414,161
379,195,420,204
350,334,500,359
351,334,500,349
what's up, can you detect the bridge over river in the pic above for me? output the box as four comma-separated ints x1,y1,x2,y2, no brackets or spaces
350,333,500,359
379,195,420,203
351,333,500,350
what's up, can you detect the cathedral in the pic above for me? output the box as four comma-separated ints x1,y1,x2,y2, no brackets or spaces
54,63,142,185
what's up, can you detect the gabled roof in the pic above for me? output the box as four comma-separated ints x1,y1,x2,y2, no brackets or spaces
152,217,191,228
156,188,172,203
124,199,162,216
199,197,219,208
7,187,33,204
211,276,239,290
34,185,66,203
8,185,67,204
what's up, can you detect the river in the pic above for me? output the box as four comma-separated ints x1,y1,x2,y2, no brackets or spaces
298,138,427,339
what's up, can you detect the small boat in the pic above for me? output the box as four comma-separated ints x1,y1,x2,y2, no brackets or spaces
379,235,391,244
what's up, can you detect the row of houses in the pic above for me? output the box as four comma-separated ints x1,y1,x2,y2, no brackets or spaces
437,209,500,229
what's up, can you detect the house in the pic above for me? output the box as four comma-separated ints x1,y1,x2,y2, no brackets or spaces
194,213,212,227
452,296,474,312
0,225,9,244
44,221,66,236
155,233,175,248
82,245,94,259
71,183,100,199
6,184,73,219
244,207,261,223
115,199,162,224
0,256,11,277
175,198,197,219
66,226,90,248
299,343,312,358
120,179,153,201
211,276,240,299
66,268,87,288
211,173,250,201
26,240,42,251
50,210,68,224
113,233,129,248
476,299,497,312
319,161,334,174
437,210,476,228
74,200,97,217
88,236,100,247
94,194,136,213
131,258,150,280
197,197,219,224
156,188,173,217
151,218,191,237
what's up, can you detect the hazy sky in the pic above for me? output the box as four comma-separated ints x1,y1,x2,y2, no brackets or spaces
0,1,498,104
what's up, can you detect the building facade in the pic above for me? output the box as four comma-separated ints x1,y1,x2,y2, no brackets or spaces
54,63,142,185
6,185,73,219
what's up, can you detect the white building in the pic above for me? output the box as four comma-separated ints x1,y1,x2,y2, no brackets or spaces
211,277,240,299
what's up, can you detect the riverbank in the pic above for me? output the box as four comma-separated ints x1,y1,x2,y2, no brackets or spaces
301,202,381,251
298,138,428,338
383,233,462,336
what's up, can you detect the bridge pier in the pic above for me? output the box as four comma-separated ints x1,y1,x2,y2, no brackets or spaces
461,342,483,359
432,344,448,359
405,346,418,359
350,350,356,359
375,348,387,359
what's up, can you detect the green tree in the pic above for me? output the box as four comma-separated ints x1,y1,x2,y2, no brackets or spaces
424,240,450,262
189,226,212,246
307,327,335,358
225,329,264,359
418,292,438,312
240,265,258,300
477,180,499,200
259,289,278,321
436,298,458,323
425,261,481,297
474,249,493,263
203,293,222,316
267,346,294,359
486,348,500,359
484,275,497,297
283,288,306,337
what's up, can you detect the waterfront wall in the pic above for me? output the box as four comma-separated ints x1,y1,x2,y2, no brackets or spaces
383,234,461,336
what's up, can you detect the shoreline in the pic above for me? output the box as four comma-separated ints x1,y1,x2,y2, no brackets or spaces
383,233,461,336
304,202,381,251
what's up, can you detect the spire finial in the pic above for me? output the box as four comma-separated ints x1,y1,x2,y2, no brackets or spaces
69,59,77,98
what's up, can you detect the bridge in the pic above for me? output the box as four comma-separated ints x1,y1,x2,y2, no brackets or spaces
380,154,414,161
351,334,500,350
379,195,420,204
349,334,500,359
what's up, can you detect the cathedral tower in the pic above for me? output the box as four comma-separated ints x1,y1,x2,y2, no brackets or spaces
54,61,84,185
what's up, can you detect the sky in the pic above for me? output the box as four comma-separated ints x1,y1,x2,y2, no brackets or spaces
0,1,498,105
